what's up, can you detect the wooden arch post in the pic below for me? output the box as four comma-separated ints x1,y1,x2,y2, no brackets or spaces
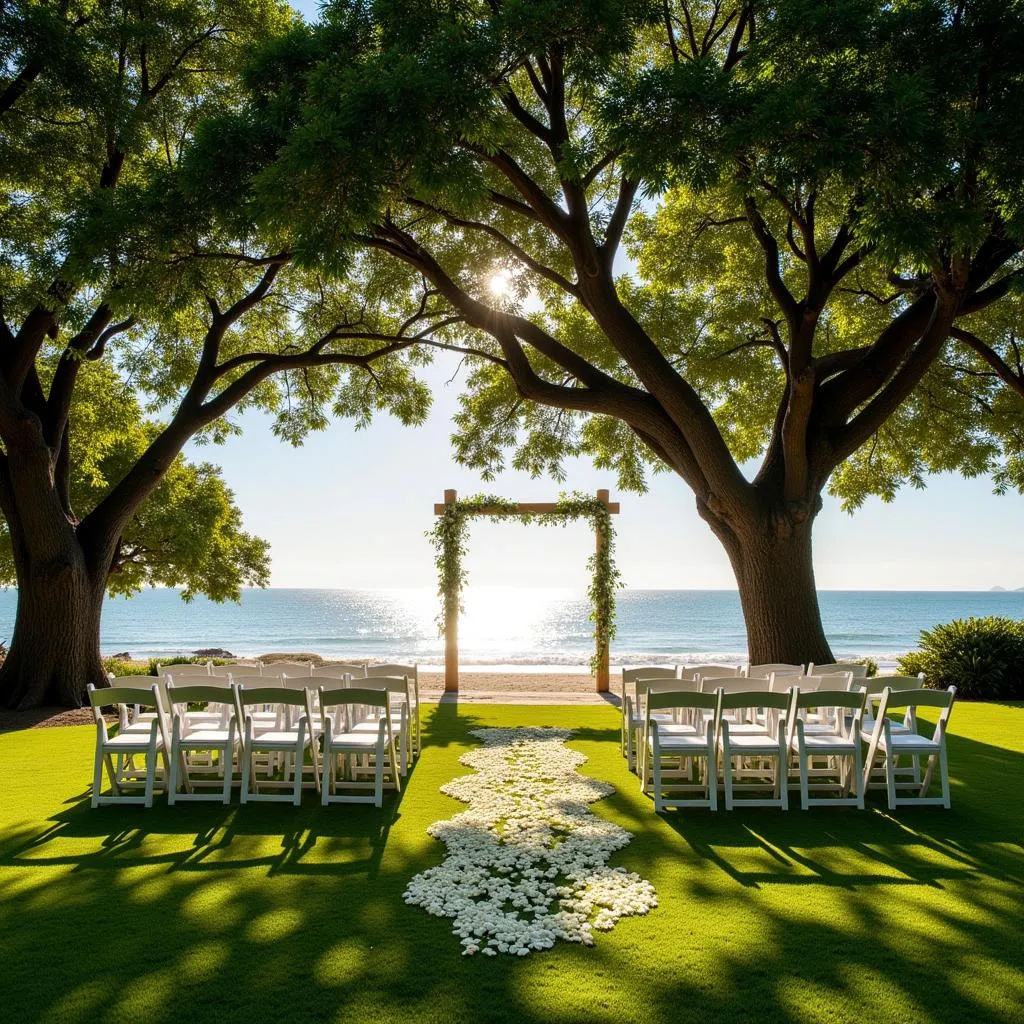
434,488,619,694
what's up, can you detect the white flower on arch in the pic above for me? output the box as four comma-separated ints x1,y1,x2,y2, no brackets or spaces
404,726,657,956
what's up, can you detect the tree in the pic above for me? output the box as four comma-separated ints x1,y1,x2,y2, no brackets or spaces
0,1,435,708
259,0,1024,663
0,356,271,600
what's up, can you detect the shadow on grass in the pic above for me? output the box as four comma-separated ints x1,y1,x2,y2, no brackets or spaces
0,702,1022,1024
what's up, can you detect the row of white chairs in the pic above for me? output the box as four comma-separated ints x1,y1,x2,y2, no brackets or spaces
133,662,421,758
620,662,886,770
88,665,420,809
637,679,955,812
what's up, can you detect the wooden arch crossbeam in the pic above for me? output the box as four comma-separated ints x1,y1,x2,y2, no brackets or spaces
432,489,620,693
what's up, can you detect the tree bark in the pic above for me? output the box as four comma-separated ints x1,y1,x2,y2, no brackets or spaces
0,552,107,709
702,499,835,666
0,433,111,709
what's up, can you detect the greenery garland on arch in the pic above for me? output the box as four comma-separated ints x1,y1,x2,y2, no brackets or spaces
428,492,622,674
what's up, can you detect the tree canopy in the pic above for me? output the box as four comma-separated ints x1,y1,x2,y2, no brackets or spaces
230,0,1024,664
0,357,270,600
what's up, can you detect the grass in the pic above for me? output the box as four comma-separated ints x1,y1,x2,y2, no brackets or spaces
1,701,1022,1024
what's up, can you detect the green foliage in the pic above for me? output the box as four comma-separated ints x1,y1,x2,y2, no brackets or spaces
898,616,1024,700
850,657,878,678
102,655,234,677
0,359,270,601
428,492,622,674
253,0,1024,518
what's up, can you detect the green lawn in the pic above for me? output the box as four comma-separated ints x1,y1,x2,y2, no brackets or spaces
2,701,1022,1024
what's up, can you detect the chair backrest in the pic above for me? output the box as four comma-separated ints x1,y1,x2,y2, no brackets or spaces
880,684,955,712
679,664,739,681
228,674,265,687
720,688,794,712
319,686,390,710
622,666,678,684
87,683,171,744
155,662,210,678
874,684,956,741
209,661,258,678
646,689,721,714
860,674,925,700
638,677,700,700
793,687,866,712
312,663,366,679
167,671,231,688
808,662,869,678
358,674,411,695
110,674,170,713
775,672,843,693
316,676,352,693
744,663,804,678
237,685,313,728
282,676,316,691
705,674,770,694
366,663,418,682
260,661,312,677
165,683,237,727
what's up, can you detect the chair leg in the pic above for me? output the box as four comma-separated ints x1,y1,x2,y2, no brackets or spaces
798,744,810,811
375,734,385,808
886,754,897,810
853,741,865,810
144,747,158,809
723,746,733,811
652,746,662,812
939,744,951,809
168,746,179,806
240,738,252,804
292,745,303,806
92,741,105,808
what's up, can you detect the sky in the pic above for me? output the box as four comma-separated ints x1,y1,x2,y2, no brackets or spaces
197,0,1024,593
189,346,1024,592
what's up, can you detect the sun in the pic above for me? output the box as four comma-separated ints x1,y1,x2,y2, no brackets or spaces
488,268,512,298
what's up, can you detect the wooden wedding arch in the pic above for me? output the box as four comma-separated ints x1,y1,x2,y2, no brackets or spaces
432,489,620,693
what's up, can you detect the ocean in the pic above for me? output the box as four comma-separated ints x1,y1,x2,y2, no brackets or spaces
1,587,1020,670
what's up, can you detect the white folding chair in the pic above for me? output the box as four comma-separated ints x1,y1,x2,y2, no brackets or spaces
238,686,318,805
87,684,170,808
166,683,239,804
744,663,804,679
155,662,211,678
642,689,721,811
366,664,420,757
621,666,679,764
626,676,702,773
313,663,367,679
319,687,402,806
349,675,412,775
260,661,312,678
718,689,794,810
788,688,866,809
862,686,957,809
859,674,926,785
808,662,869,679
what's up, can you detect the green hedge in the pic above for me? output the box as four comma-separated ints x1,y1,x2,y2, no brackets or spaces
897,616,1024,700
102,655,231,678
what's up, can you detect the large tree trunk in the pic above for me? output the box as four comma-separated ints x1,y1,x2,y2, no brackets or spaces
704,501,835,666
0,434,111,709
0,554,107,709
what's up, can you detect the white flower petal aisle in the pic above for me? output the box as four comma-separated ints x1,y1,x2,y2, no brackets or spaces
403,726,657,956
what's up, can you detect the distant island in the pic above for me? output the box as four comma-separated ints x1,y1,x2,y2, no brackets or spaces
991,586,1007,591
989,586,1024,591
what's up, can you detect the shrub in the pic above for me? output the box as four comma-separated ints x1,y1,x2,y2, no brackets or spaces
102,655,231,678
897,616,1024,699
848,657,878,678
